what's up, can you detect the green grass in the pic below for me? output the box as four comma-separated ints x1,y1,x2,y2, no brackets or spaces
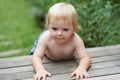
0,0,43,58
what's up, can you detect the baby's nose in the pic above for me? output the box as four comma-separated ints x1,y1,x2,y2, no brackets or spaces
57,31,62,35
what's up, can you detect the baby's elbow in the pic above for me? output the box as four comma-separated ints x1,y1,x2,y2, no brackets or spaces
85,53,91,61
31,54,40,61
81,55,91,63
88,56,91,64
86,55,91,66
31,55,36,63
32,54,42,60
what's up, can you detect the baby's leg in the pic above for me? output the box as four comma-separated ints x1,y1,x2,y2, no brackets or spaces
29,40,38,55
29,30,48,55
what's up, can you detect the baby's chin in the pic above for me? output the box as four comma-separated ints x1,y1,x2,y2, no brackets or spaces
55,39,70,45
54,41,66,45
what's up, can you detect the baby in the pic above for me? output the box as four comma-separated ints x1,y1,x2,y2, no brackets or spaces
31,2,91,80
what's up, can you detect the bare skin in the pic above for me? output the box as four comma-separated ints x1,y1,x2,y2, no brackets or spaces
32,18,91,80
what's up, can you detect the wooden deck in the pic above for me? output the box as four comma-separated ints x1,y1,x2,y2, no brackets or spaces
0,44,120,80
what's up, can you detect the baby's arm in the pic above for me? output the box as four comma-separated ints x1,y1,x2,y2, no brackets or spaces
71,33,91,79
32,53,51,80
31,34,51,80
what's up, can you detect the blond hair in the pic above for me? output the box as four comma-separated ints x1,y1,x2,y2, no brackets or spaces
46,2,78,31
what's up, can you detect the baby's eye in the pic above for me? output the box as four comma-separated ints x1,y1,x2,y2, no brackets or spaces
52,28,57,31
63,28,69,31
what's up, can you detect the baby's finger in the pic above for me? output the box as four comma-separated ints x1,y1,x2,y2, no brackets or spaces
79,74,83,79
86,72,90,78
76,74,80,79
70,72,75,77
34,76,38,80
42,75,46,80
37,76,42,80
82,73,87,79
82,72,89,78
47,72,52,77
85,72,90,78
33,74,36,78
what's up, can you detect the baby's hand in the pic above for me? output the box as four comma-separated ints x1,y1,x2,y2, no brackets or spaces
33,70,52,80
70,67,89,80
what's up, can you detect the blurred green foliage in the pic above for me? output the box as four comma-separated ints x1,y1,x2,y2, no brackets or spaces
29,0,120,47
76,0,120,47
0,0,43,58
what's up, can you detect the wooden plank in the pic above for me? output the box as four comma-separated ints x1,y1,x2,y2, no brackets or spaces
91,54,120,63
0,56,32,63
83,74,120,80
0,49,21,56
0,44,120,80
0,44,120,63
1,56,120,72
0,55,53,64
20,74,120,80
0,66,120,80
89,49,120,57
0,56,54,69
0,44,119,70
0,60,120,74
20,73,120,80
91,60,120,69
0,61,66,74
87,44,120,52
0,71,34,80
0,59,120,80
0,53,120,69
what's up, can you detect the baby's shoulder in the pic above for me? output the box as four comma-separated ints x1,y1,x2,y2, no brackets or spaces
73,32,81,40
72,32,83,43
38,30,51,42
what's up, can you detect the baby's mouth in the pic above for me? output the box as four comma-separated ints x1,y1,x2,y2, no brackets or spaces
56,36,63,39
56,37,63,40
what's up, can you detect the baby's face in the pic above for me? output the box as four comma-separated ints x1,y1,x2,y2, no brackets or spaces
49,17,74,44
